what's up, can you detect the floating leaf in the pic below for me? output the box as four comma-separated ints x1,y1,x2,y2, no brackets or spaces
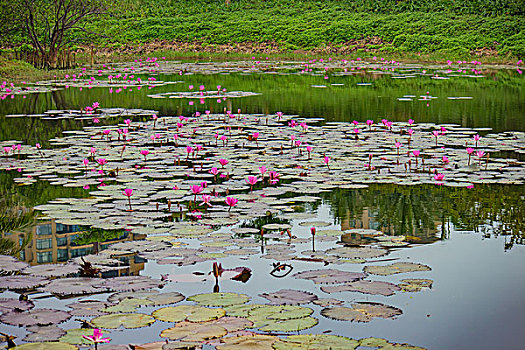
153,305,225,323
67,301,110,317
321,280,401,296
187,292,250,307
259,316,318,332
1,309,70,327
160,321,227,342
24,325,66,342
97,276,165,292
0,255,29,273
275,334,359,350
91,313,155,329
12,342,78,349
0,298,34,314
398,279,433,292
0,276,49,291
321,302,402,322
216,334,281,350
326,247,388,259
259,289,317,305
58,328,97,345
364,262,431,276
103,298,152,313
207,316,253,332
292,269,367,284
42,278,106,296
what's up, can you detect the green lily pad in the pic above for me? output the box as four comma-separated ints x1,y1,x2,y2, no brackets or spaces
398,279,434,292
58,328,97,345
275,334,359,350
103,298,153,313
259,316,318,332
91,313,155,329
187,292,250,307
216,334,281,350
153,305,225,323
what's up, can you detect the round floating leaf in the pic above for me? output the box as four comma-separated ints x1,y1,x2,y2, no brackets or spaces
216,334,281,350
0,308,70,327
326,247,388,260
160,321,227,342
91,313,155,329
146,292,185,306
0,255,29,273
0,276,49,290
187,292,250,307
398,279,433,292
103,298,152,313
24,325,66,342
58,328,97,345
292,269,367,284
275,334,359,350
247,305,313,328
259,316,318,332
97,276,165,292
259,289,317,305
42,278,106,296
13,342,78,350
207,316,253,332
0,298,34,314
67,301,110,317
321,302,402,322
22,263,79,277
364,262,431,276
358,337,426,349
321,280,401,296
153,305,225,323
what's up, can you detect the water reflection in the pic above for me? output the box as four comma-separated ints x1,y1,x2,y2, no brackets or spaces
324,184,524,249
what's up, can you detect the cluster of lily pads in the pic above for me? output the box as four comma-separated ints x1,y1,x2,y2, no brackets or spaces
1,108,524,348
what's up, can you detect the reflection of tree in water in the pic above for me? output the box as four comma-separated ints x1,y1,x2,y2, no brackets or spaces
324,184,524,249
325,185,444,243
0,186,35,256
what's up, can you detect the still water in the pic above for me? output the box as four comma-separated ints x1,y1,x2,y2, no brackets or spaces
0,60,524,349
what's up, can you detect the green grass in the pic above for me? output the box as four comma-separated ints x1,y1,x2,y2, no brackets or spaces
81,1,524,59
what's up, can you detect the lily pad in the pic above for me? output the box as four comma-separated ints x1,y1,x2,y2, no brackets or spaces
1,308,71,327
321,280,401,296
160,321,227,342
0,298,34,314
321,302,402,322
216,334,281,350
259,289,317,305
0,276,50,290
292,269,367,284
58,328,98,345
91,313,155,329
398,279,434,292
259,316,318,332
187,292,250,307
364,262,431,276
275,334,359,350
24,325,66,342
13,342,78,350
153,305,225,323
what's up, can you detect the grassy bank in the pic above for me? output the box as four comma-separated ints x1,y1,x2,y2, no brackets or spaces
83,0,525,59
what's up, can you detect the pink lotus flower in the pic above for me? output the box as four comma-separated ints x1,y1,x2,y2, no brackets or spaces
476,150,485,158
210,167,219,176
140,150,149,161
408,119,414,125
190,185,203,195
219,159,229,168
90,147,96,155
366,119,374,129
96,158,107,168
259,166,267,177
412,150,420,157
245,176,258,191
442,156,449,164
467,147,474,154
323,156,331,170
82,328,110,347
225,197,238,211
268,171,280,184
200,194,212,207
122,189,133,211
434,173,444,184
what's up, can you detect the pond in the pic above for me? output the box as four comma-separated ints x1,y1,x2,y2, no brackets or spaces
0,59,524,350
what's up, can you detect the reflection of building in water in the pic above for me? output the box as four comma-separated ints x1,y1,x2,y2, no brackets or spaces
2,219,145,276
340,207,443,244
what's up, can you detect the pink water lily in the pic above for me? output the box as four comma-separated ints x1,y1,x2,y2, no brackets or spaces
366,119,374,130
434,173,445,185
140,150,149,161
219,158,229,168
323,156,331,170
473,134,481,147
200,194,212,207
245,176,258,191
82,328,110,349
225,196,238,211
268,171,280,185
122,189,133,211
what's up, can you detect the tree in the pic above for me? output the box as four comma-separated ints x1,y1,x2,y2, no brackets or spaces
1,0,109,69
